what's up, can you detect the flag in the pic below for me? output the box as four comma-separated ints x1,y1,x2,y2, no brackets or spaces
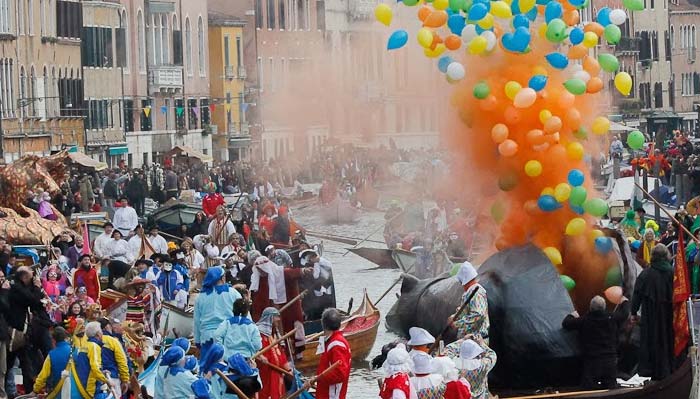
225,103,232,113
143,106,151,118
82,220,92,255
191,106,199,117
246,233,256,252
673,231,691,356
176,106,184,117
160,105,168,114
209,103,216,113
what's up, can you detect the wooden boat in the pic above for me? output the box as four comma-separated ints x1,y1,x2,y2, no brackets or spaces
159,302,195,339
499,357,692,399
348,247,399,269
319,198,359,224
295,290,380,370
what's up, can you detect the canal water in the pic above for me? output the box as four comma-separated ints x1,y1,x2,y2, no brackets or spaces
292,204,402,396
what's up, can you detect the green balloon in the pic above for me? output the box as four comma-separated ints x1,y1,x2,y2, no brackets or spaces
569,186,588,206
473,81,491,99
583,198,609,217
577,0,590,9
627,130,645,150
546,19,568,43
598,53,620,73
403,0,420,5
604,24,622,45
490,201,506,223
449,0,465,11
564,78,587,95
623,0,645,10
462,0,473,11
605,266,622,288
560,275,576,291
574,127,589,140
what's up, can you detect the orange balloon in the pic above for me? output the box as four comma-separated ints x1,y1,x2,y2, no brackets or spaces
418,6,431,22
583,56,601,75
444,34,462,50
557,91,575,108
524,200,540,215
430,31,443,50
547,143,568,165
498,139,519,157
567,44,587,60
544,116,562,134
586,76,604,93
495,236,510,251
562,9,579,26
491,124,509,143
565,108,582,129
480,95,498,111
424,10,448,28
504,106,522,125
584,22,604,37
527,129,547,145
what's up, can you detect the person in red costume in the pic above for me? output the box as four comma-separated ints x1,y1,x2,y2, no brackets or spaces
316,308,351,399
202,182,225,219
73,254,100,302
259,202,277,236
379,343,417,399
256,307,291,399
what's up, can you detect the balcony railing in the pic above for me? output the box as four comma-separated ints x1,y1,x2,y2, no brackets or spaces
616,37,641,53
148,65,183,94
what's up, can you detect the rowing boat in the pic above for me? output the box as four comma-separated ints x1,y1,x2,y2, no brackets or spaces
295,290,381,370
348,247,399,269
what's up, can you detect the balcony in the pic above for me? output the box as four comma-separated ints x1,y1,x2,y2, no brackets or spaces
616,37,641,54
148,65,183,94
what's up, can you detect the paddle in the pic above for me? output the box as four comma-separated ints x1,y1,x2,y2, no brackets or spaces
279,290,308,314
429,287,479,354
251,328,298,360
374,258,416,306
214,369,251,399
342,210,404,256
257,358,294,378
282,361,341,399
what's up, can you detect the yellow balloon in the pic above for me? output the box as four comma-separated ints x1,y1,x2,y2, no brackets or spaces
532,65,548,76
519,0,536,12
477,13,494,29
614,71,632,96
541,187,555,196
505,81,522,100
582,31,598,48
565,217,587,236
524,159,543,177
424,43,446,58
417,28,433,48
538,23,547,39
566,142,584,161
591,116,610,135
434,0,449,9
589,229,605,242
539,109,552,124
491,1,512,18
375,4,393,26
554,183,572,202
543,247,563,265
468,36,488,54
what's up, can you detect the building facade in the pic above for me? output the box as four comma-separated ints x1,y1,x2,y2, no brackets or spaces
208,11,250,162
0,0,85,163
670,0,700,133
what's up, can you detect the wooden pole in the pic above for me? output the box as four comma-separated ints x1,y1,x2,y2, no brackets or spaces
214,369,251,399
282,361,341,399
342,210,404,256
635,182,700,244
429,295,472,354
375,261,417,306
257,358,294,377
251,328,298,360
279,290,308,314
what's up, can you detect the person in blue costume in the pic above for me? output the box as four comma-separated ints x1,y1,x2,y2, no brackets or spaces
154,337,193,399
157,261,185,307
212,354,262,399
32,327,72,398
194,267,241,361
213,297,262,359
198,343,230,399
161,346,211,399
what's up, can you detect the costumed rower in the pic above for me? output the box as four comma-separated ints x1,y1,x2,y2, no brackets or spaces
69,319,111,398
257,307,291,399
379,343,418,399
85,322,130,398
209,205,236,250
447,338,496,399
431,357,471,399
449,262,489,343
161,346,211,399
32,327,72,398
300,249,336,320
250,256,287,320
406,327,436,376
316,308,352,399
213,298,262,359
154,337,192,399
212,354,262,399
194,266,241,361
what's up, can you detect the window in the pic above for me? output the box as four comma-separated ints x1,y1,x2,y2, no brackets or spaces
173,15,182,66
653,82,663,108
296,0,304,30
28,0,33,35
693,26,697,50
652,31,659,61
197,16,205,75
257,56,263,92
18,0,24,34
0,59,14,117
56,0,81,39
40,0,45,36
267,0,275,29
268,57,274,92
226,92,232,126
668,80,674,108
255,0,263,28
671,25,674,49
137,10,145,71
694,72,700,94
305,0,310,30
187,98,198,129
19,66,25,117
140,99,152,131
236,36,242,71
279,0,286,29
123,99,134,132
81,27,114,68
200,98,210,126
116,11,128,68
316,0,325,31
665,30,671,61
185,18,192,75
86,99,113,130
224,35,231,67
153,15,161,65
143,152,148,166
0,0,10,34
164,98,170,130
161,14,169,64
175,98,185,130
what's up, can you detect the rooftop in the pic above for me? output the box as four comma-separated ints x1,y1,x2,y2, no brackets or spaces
208,11,247,27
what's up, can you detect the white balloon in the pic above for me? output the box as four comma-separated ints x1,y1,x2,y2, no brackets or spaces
446,62,466,81
461,25,477,43
573,70,591,83
609,9,626,25
482,31,497,51
570,64,583,72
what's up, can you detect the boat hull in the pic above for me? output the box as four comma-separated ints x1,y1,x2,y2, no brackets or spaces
348,247,398,269
159,302,195,339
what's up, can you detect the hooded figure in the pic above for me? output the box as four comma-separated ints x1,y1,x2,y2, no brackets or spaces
250,256,287,320
380,344,418,399
155,338,193,398
213,354,261,399
257,307,289,399
161,346,210,399
194,267,241,362
431,356,471,399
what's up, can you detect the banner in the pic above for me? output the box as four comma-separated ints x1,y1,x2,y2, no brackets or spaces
176,106,184,117
225,103,232,113
209,104,216,113
160,105,168,114
191,106,199,118
143,106,151,118
673,232,691,356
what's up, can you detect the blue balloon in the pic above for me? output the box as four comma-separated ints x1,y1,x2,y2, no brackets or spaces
468,3,489,20
512,14,530,29
387,30,409,50
597,7,611,26
545,52,569,69
544,1,562,23
510,0,520,14
447,14,466,35
631,240,641,251
536,0,552,4
502,26,531,53
475,25,493,34
528,75,548,91
569,27,584,45
595,237,613,254
568,0,585,6
525,7,538,21
567,169,585,186
570,205,585,215
438,56,454,73
538,195,561,212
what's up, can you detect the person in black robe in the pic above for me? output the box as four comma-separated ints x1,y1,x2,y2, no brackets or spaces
631,243,674,381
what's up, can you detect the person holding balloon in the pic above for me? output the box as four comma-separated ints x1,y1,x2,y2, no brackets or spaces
562,293,630,389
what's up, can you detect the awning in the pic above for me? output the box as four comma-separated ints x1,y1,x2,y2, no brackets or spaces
109,146,128,156
610,121,635,132
68,152,108,171
66,145,78,153
166,145,214,162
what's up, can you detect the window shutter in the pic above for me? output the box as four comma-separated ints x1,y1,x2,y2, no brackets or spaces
116,28,126,67
173,30,183,66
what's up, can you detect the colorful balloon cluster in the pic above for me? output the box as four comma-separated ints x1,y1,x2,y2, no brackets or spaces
377,0,643,288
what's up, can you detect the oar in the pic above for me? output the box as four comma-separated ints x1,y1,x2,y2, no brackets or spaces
635,183,700,244
257,358,294,378
251,328,298,360
214,369,251,399
279,290,308,314
429,295,472,354
342,210,404,256
282,361,341,399
305,231,358,246
375,259,417,306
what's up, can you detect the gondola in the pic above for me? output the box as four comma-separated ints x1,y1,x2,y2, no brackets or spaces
319,198,359,224
348,247,467,273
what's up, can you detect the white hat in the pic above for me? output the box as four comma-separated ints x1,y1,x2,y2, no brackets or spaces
455,339,484,371
299,249,318,266
382,343,413,377
265,245,275,253
407,327,435,346
431,356,458,381
456,261,477,285
411,351,433,374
